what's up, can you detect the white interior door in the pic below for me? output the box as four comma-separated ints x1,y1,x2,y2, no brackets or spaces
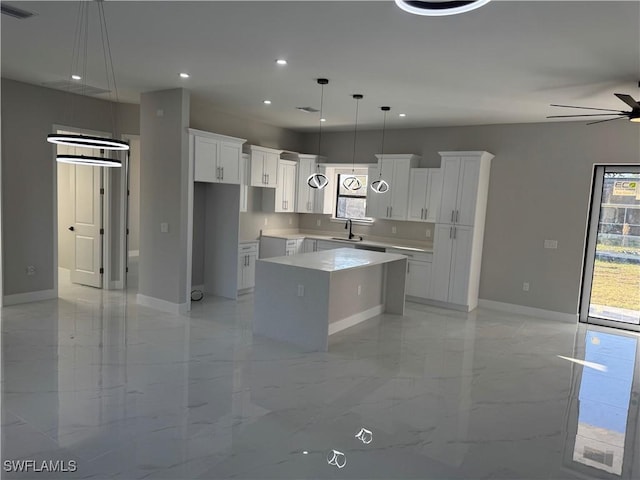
70,163,102,287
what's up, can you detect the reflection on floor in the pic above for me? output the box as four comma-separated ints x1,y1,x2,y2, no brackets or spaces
2,284,639,479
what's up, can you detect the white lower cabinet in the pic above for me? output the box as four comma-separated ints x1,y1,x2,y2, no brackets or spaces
386,248,433,299
315,240,355,251
302,238,317,253
238,242,258,293
430,224,474,307
285,238,303,256
259,236,303,258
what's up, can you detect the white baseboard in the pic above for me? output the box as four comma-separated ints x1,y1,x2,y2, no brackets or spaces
406,296,470,312
328,304,384,335
136,293,189,315
3,289,57,306
128,250,140,257
478,299,577,323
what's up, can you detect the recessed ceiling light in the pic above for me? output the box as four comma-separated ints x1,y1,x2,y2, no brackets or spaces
263,100,272,105
399,113,407,117
276,59,288,65
179,72,190,79
71,74,81,80
320,118,326,122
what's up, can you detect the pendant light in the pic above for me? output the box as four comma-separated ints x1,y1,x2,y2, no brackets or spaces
342,94,364,192
307,78,329,190
370,107,390,194
395,0,492,17
46,0,128,167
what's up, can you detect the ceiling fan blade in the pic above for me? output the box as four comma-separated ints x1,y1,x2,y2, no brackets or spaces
586,116,628,125
614,93,640,109
547,113,628,118
550,104,626,113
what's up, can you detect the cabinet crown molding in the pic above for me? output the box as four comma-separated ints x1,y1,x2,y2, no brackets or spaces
245,144,284,155
375,154,421,162
438,151,494,160
187,128,246,144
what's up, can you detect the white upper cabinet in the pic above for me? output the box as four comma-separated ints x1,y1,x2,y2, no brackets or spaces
247,145,282,188
240,153,249,213
190,129,246,185
437,151,493,226
407,168,442,223
367,154,420,220
294,154,326,214
262,158,297,212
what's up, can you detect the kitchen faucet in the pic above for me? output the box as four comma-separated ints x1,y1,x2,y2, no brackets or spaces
345,219,355,240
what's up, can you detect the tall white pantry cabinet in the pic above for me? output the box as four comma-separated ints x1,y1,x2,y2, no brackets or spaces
430,151,493,311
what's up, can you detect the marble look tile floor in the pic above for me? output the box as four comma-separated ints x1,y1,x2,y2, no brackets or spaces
2,281,639,479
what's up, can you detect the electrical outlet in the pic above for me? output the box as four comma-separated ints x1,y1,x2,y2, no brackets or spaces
316,219,321,227
264,217,268,226
160,222,169,233
297,284,304,297
391,226,397,234
523,282,530,292
288,217,293,225
26,265,36,276
156,109,164,117
357,285,362,296
425,229,431,238
544,240,558,249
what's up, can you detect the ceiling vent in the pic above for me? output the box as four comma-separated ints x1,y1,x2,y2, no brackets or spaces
297,106,320,113
1,3,36,19
41,80,111,97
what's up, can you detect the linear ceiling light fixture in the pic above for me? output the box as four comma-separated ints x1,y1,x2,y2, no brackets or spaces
307,78,330,190
371,107,390,194
46,0,128,166
395,0,491,16
342,94,364,192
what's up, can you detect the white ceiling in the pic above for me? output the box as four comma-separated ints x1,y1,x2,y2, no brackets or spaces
2,1,640,131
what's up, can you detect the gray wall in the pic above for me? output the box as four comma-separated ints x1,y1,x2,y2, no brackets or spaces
1,78,139,296
139,88,190,305
302,121,640,314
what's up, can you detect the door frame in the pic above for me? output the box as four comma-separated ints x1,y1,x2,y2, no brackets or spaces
52,124,126,294
579,164,640,332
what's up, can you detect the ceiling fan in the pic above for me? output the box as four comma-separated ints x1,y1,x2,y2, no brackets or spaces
547,91,640,125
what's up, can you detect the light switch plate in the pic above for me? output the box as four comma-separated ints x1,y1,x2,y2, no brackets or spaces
392,226,397,234
297,285,304,297
316,219,321,226
160,222,169,233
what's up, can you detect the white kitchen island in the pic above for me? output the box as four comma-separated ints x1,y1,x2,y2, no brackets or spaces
253,248,407,351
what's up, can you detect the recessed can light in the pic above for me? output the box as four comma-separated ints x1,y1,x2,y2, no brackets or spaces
399,113,407,117
71,74,81,80
276,59,288,65
179,73,190,79
320,118,326,122
263,100,272,105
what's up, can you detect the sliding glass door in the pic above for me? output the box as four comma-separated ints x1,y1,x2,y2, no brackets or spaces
580,166,640,330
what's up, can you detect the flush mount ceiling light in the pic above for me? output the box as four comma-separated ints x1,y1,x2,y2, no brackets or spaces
307,78,330,190
179,72,190,78
342,94,364,192
371,107,390,194
276,59,288,65
46,0,128,165
263,100,272,105
398,113,407,117
395,0,492,16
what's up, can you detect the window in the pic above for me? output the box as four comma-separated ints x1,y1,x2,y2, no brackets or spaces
335,173,369,220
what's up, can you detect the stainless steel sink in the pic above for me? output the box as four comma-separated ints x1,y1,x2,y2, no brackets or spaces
331,237,363,242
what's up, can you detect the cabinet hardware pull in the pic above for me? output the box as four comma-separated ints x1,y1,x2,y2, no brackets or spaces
421,208,424,219
424,208,428,220
454,227,457,239
390,206,392,217
266,173,270,184
451,210,455,222
450,227,453,239
407,263,410,273
455,210,459,223
221,167,224,180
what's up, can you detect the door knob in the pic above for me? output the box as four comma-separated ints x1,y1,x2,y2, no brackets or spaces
68,226,75,231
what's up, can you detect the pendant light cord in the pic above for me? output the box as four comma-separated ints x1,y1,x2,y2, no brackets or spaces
317,82,324,170
97,0,120,141
379,108,388,179
351,95,361,173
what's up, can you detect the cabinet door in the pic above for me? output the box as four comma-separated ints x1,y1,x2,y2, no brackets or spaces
218,142,241,185
275,163,287,212
389,159,411,220
408,169,428,222
237,254,246,290
284,163,297,211
424,169,443,223
448,225,473,306
240,155,249,213
250,150,266,187
455,158,480,226
437,157,460,224
407,260,431,298
302,239,316,253
296,159,313,213
245,253,257,289
194,136,219,183
429,224,454,302
264,153,279,187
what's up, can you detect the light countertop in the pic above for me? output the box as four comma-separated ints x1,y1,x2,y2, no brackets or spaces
260,230,432,253
258,247,407,272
